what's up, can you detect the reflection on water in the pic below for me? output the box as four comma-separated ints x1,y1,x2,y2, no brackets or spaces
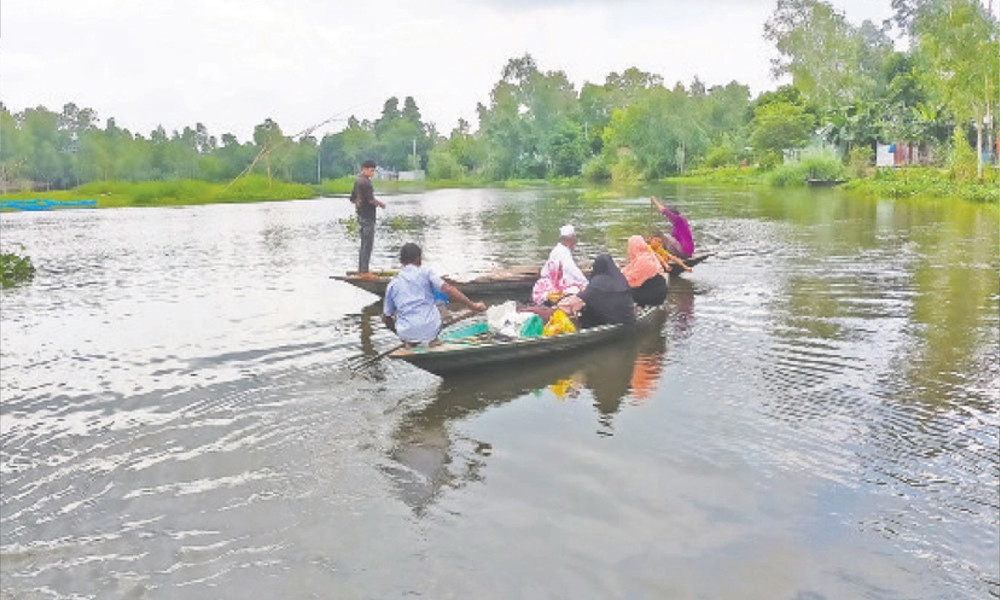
1,189,996,599
386,308,668,513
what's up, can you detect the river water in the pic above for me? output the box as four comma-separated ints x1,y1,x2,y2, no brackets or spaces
1,186,997,599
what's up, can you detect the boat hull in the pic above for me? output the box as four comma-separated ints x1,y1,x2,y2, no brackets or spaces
389,306,661,375
333,253,713,298
333,268,539,298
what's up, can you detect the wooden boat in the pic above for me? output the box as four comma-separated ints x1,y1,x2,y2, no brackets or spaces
388,306,662,376
333,253,714,298
665,251,714,274
333,266,540,298
806,178,846,187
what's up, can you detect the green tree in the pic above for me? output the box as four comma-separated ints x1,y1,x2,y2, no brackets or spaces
283,135,318,184
19,106,65,188
58,103,98,186
908,0,999,178
765,0,895,149
251,118,288,182
477,76,530,179
210,133,256,181
547,118,587,176
603,87,681,179
76,127,111,181
318,116,379,178
0,105,25,191
750,100,815,156
476,54,588,178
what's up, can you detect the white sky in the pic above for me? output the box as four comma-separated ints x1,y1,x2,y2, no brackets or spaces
2,0,900,142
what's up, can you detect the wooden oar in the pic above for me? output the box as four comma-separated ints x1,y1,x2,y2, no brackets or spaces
346,309,480,371
647,196,654,239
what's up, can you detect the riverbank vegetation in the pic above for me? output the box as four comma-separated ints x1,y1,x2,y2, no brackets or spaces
0,176,314,208
2,0,996,204
0,247,35,288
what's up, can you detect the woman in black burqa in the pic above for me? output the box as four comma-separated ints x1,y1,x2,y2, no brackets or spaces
574,253,637,328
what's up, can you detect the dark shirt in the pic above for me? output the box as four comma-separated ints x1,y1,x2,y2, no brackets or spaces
350,173,376,221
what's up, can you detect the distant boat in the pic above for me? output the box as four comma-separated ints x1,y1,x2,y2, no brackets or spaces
0,198,98,211
806,178,847,187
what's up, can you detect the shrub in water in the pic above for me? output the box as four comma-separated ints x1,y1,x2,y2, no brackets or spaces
1,249,35,288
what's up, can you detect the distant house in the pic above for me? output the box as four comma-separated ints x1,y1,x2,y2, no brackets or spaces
782,141,840,164
397,170,425,181
876,142,932,167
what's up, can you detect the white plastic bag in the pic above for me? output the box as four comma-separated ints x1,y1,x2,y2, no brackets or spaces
486,301,518,332
487,301,537,338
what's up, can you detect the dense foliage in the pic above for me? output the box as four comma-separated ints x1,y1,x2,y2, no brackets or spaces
0,249,35,288
1,0,996,193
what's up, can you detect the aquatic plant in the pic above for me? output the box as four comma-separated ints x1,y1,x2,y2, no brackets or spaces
0,247,36,288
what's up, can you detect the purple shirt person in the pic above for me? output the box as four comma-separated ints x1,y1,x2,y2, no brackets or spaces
651,197,693,258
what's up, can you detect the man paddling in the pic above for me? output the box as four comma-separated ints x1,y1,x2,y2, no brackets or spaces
382,243,486,347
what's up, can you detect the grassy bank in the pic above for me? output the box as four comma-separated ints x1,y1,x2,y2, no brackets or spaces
317,175,582,194
668,165,998,203
841,167,998,203
3,167,995,209
0,176,316,208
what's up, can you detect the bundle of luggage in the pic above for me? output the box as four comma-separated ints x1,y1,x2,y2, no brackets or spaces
486,301,577,340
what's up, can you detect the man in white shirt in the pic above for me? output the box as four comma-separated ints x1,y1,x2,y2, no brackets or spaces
531,224,589,304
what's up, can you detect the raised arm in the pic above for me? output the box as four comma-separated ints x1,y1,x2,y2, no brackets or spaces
650,196,666,212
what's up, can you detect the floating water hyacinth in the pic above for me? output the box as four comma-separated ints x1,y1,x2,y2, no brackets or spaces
0,248,35,288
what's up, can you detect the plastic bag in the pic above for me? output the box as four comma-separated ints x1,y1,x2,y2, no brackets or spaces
487,301,518,332
488,301,544,339
519,313,544,338
542,309,577,336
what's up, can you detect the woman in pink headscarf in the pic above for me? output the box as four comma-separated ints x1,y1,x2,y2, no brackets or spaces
621,235,667,307
651,197,693,259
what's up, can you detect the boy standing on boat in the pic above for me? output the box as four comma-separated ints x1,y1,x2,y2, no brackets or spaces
351,159,386,278
382,243,486,347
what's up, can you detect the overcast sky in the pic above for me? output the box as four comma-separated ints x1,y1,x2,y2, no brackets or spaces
2,0,900,142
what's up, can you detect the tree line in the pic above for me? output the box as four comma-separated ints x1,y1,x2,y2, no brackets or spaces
2,0,996,192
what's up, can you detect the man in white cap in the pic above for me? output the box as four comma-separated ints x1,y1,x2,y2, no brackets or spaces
531,224,589,304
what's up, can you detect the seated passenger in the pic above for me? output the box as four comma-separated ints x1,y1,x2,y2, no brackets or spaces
648,231,692,273
558,254,636,328
532,224,589,304
622,235,667,307
382,243,486,346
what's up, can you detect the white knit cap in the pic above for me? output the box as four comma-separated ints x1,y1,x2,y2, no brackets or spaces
559,224,576,237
